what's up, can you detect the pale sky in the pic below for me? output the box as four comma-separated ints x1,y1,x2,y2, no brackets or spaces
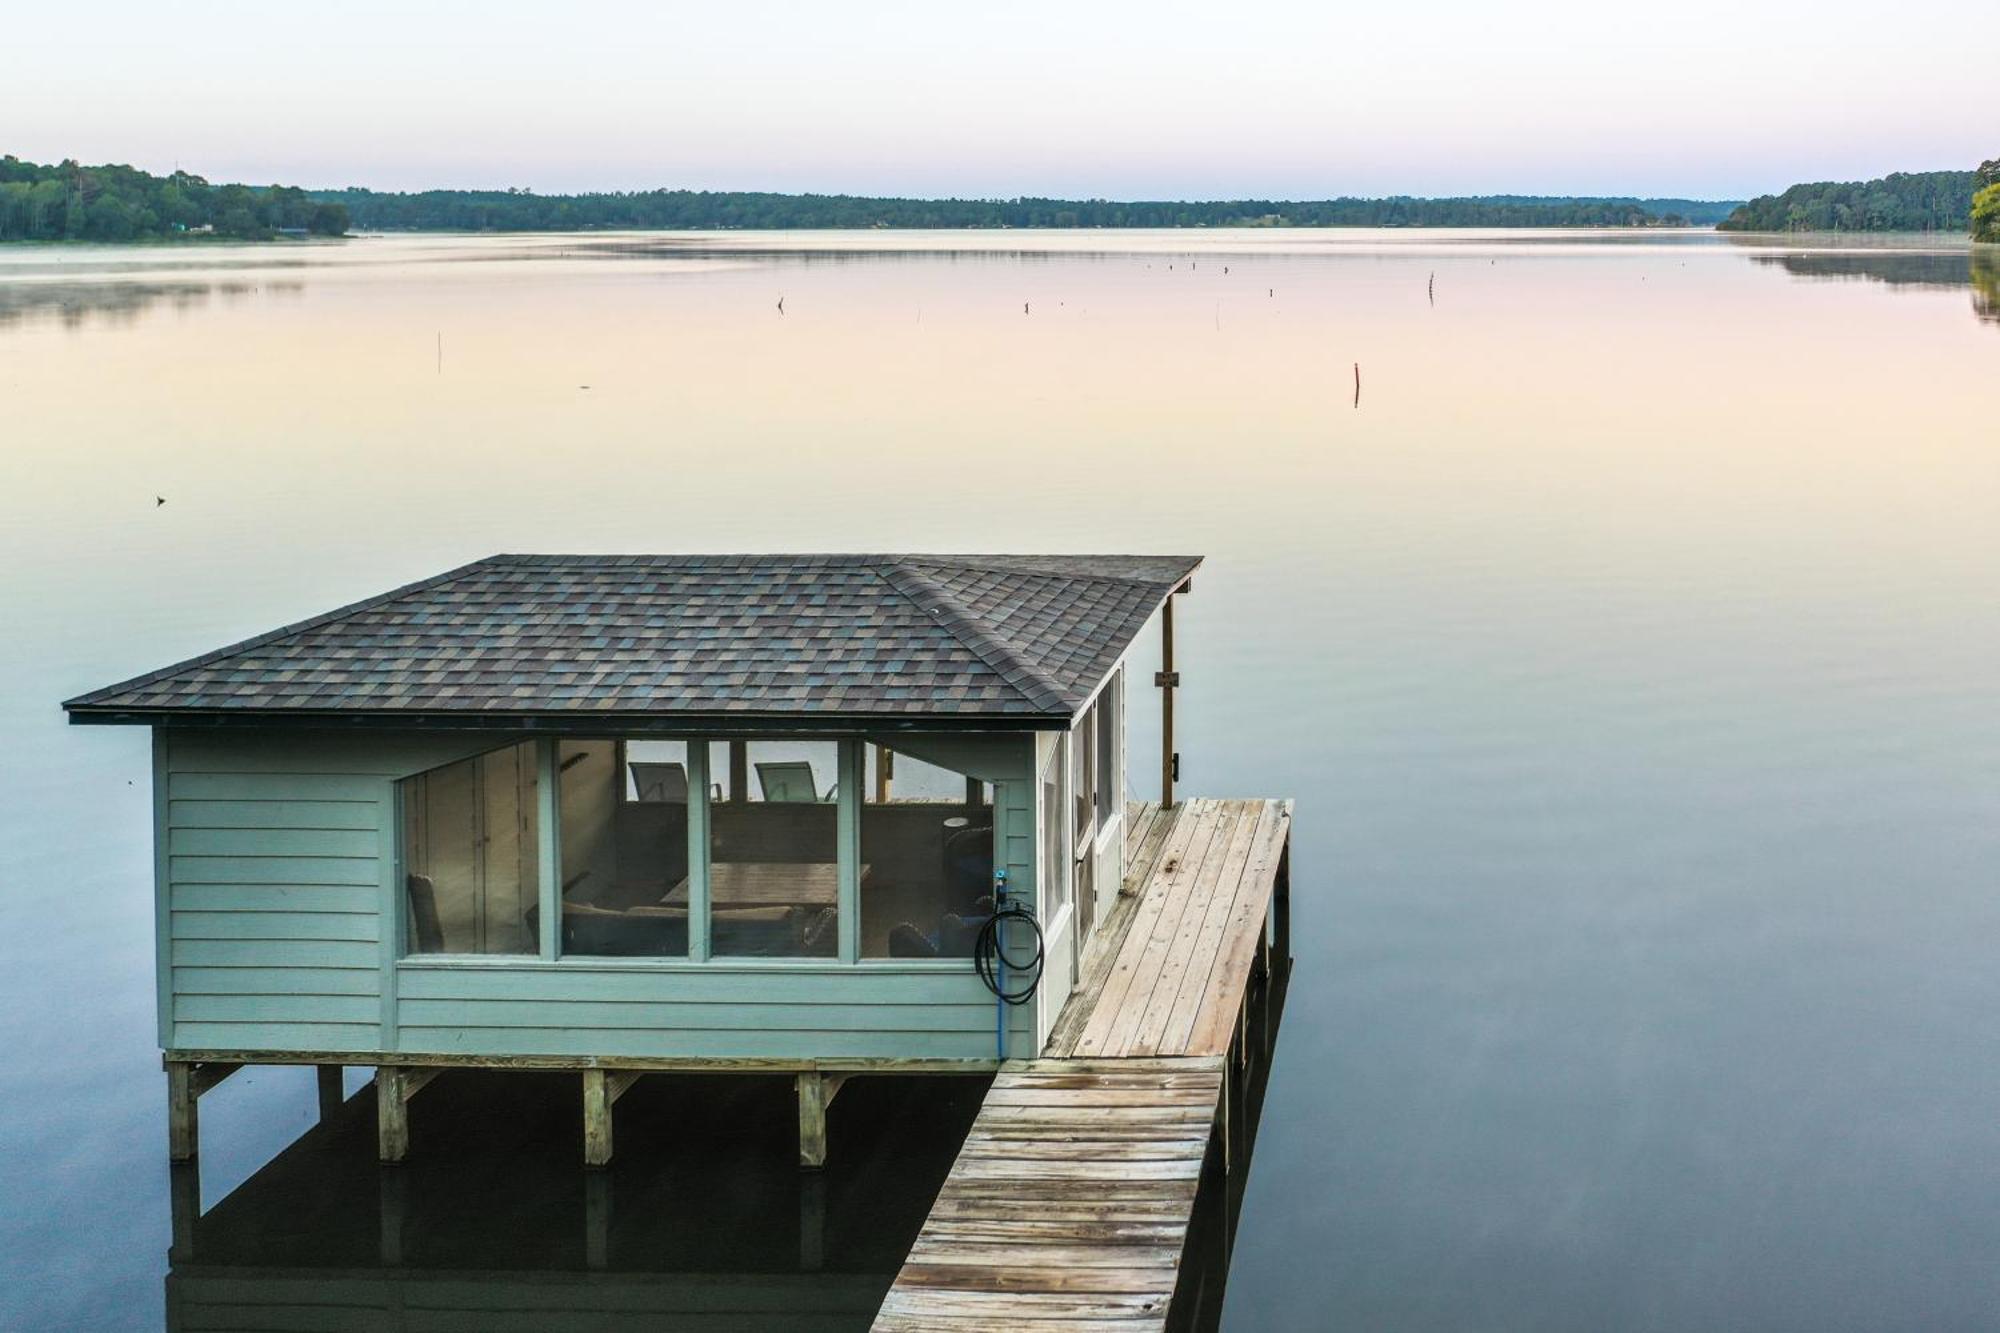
6,0,1991,200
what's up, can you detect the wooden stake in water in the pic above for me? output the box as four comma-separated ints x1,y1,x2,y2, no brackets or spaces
1353,362,1360,408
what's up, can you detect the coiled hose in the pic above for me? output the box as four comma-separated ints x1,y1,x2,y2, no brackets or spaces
973,894,1044,1059
973,902,1045,1006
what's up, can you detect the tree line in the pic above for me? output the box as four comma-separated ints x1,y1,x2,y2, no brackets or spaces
312,186,1737,232
1973,159,1999,243
1717,165,1991,234
0,156,349,242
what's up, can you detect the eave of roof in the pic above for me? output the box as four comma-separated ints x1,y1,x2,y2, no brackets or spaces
63,553,1199,728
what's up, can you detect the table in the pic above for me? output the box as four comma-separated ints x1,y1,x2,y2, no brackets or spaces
663,861,867,910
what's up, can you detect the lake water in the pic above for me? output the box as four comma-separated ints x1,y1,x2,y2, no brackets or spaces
2,229,1997,1330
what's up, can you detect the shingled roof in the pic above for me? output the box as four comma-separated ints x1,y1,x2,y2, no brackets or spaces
64,554,1200,729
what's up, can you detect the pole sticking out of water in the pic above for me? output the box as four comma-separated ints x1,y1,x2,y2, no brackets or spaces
1353,362,1360,408
1429,272,1435,306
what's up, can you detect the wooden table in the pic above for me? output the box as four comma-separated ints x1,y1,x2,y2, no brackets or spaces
663,861,866,910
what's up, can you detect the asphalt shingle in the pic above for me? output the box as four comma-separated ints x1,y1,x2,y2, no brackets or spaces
64,553,1200,725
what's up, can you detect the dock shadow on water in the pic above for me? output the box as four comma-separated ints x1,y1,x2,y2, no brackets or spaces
1168,936,1291,1332
162,971,1287,1331
166,1072,982,1331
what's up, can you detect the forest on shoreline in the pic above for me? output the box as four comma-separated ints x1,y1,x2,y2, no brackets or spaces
1719,160,1998,235
311,187,1735,231
0,156,348,242
26,148,1999,242
3,154,1741,240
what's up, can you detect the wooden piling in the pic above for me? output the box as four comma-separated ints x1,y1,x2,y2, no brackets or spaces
168,1062,196,1162
167,1059,240,1162
796,1071,847,1169
316,1065,344,1122
583,1069,642,1168
376,1066,439,1164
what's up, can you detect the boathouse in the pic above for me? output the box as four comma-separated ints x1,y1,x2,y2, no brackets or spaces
65,553,1217,1166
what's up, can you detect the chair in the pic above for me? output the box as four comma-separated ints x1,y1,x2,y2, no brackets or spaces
630,761,689,803
756,761,829,803
405,873,445,953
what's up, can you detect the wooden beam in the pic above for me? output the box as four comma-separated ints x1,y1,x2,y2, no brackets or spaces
167,1062,196,1162
797,1071,837,1169
375,1066,440,1164
166,1060,239,1162
874,744,893,803
583,1069,645,1167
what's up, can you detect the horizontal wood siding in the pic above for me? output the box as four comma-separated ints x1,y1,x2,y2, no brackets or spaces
163,732,395,1053
395,963,1011,1060
159,728,1052,1064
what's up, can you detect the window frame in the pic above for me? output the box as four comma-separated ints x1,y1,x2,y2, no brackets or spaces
397,733,1002,970
394,737,552,960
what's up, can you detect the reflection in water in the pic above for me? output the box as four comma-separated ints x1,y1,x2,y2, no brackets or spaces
1737,237,1998,327
9,230,2000,1331
163,962,1285,1333
0,279,303,330
166,1072,980,1331
1974,249,1999,324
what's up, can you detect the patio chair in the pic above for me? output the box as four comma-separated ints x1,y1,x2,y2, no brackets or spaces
629,761,689,803
405,873,445,953
756,760,832,803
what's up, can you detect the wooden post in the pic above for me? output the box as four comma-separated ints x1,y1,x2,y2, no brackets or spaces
376,1066,439,1164
585,1172,611,1270
729,741,749,801
796,1072,847,1169
583,1069,641,1168
1219,1058,1233,1175
377,1166,406,1266
168,1161,200,1262
317,1065,345,1122
167,1060,240,1162
799,1172,828,1271
167,1061,196,1162
583,1069,613,1168
965,776,984,806
873,745,893,804
1158,594,1179,806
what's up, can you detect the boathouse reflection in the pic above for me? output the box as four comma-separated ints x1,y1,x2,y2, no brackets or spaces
162,955,1286,1332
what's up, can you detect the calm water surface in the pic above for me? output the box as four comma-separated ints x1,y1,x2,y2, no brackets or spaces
3,229,1998,1330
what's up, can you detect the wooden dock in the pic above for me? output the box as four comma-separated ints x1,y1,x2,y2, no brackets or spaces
873,797,1293,1331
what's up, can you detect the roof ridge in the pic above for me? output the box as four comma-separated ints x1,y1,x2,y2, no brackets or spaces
900,554,1193,587
62,554,509,711
876,562,1074,714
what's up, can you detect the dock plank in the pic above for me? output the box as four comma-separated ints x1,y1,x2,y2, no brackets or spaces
870,1058,1222,1332
1050,799,1291,1061
872,799,1292,1332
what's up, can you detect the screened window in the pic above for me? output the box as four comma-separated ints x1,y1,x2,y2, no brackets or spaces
400,741,541,955
1041,741,1069,920
1072,707,1096,853
708,740,840,957
556,739,691,957
1095,670,1121,826
861,744,994,958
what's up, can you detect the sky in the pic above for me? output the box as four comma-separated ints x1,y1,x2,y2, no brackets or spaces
5,0,1992,200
